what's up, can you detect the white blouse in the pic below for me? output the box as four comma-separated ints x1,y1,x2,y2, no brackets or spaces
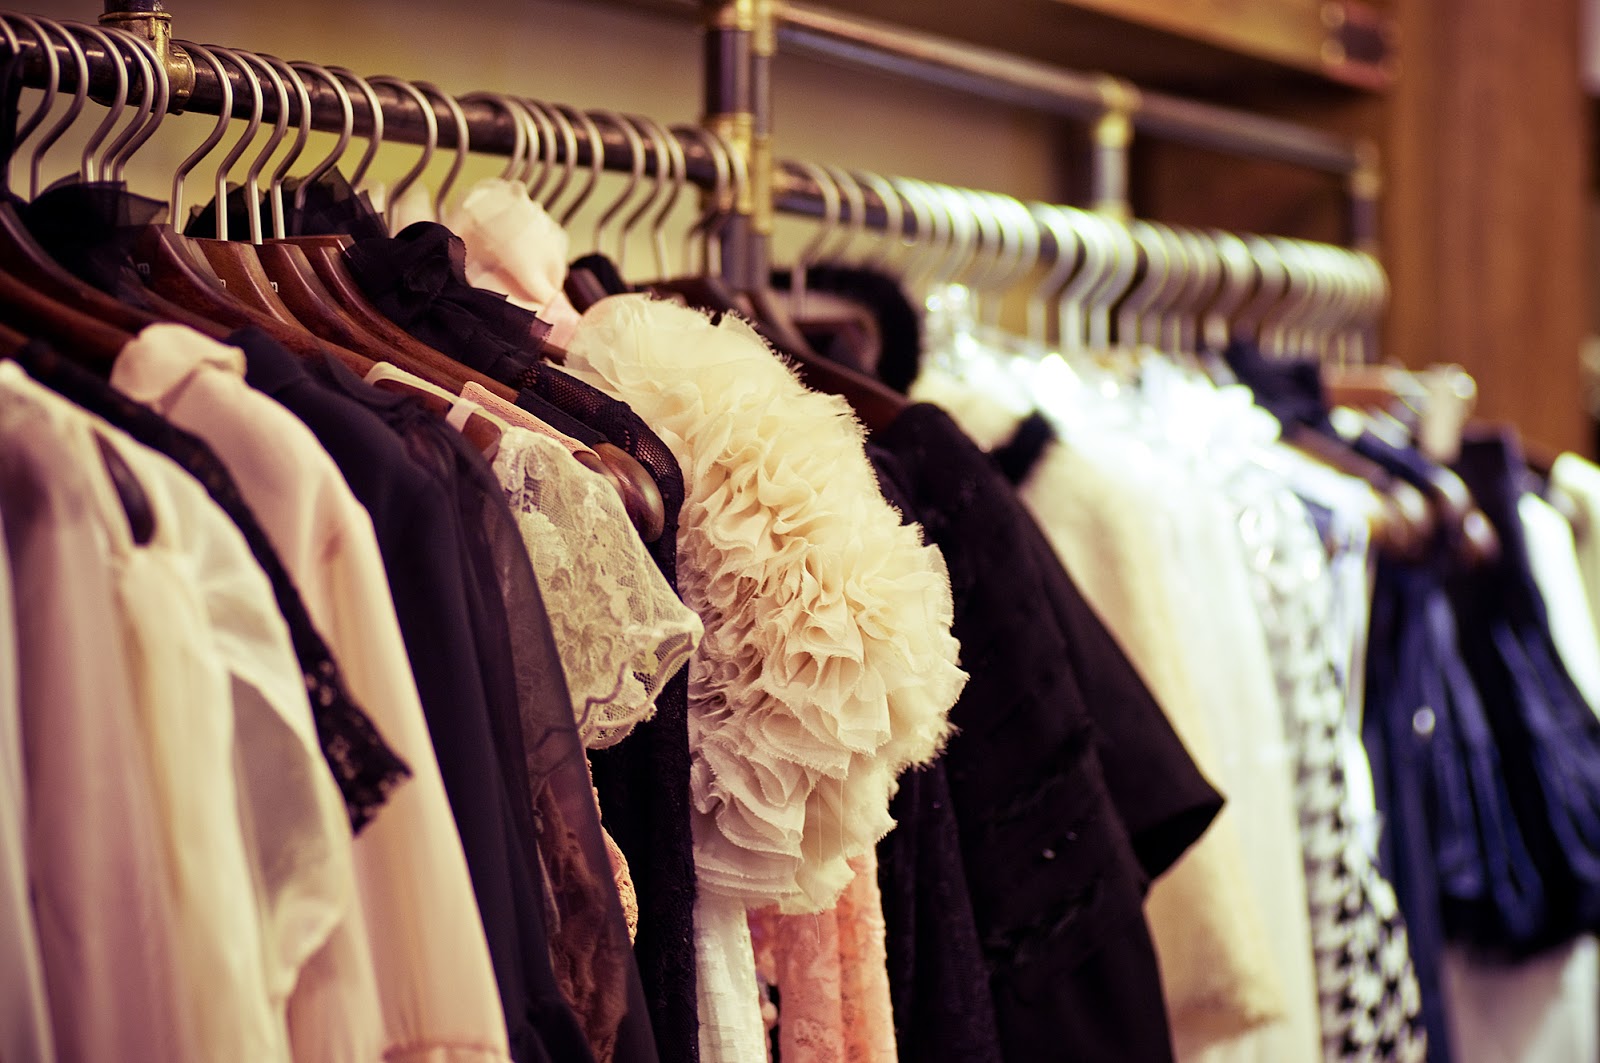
111,325,514,1063
1,363,347,1062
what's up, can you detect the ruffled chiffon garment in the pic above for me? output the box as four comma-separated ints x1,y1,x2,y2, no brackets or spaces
564,295,966,1061
448,178,584,348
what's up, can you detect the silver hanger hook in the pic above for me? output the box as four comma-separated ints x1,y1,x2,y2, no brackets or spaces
289,61,351,218
788,160,839,314
529,99,577,211
1291,243,1337,361
1260,237,1309,356
646,120,687,279
88,26,152,185
1344,249,1381,365
61,22,126,184
1027,203,1081,348
589,109,644,262
952,189,996,300
959,191,1005,321
1154,226,1196,355
1200,229,1254,352
512,98,550,194
1115,219,1166,349
1323,249,1360,368
1055,208,1109,354
23,18,87,199
415,81,467,221
621,114,675,276
202,46,262,243
1169,227,1218,356
515,98,560,203
1235,235,1288,351
260,55,310,240
708,125,747,278
169,42,230,223
554,105,604,228
459,92,527,183
102,26,168,183
853,170,902,272
671,123,727,277
899,178,951,295
929,185,978,293
327,66,382,190
889,176,936,287
365,76,435,225
1143,223,1188,352
233,51,287,245
1087,218,1139,350
988,194,1041,328
819,163,866,266
0,16,21,191
4,15,57,196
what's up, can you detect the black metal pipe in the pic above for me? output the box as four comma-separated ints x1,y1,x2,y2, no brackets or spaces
702,1,756,286
6,27,726,188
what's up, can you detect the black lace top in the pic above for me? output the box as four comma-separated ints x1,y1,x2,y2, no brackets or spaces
10,341,410,834
517,360,701,1063
870,403,1222,1063
238,330,660,1063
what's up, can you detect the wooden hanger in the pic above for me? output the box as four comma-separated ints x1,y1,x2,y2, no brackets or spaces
0,266,132,364
1284,420,1433,561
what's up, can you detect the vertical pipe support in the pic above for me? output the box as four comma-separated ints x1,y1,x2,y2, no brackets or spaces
97,0,194,110
1348,137,1381,255
747,0,776,287
1090,75,1138,220
703,0,757,286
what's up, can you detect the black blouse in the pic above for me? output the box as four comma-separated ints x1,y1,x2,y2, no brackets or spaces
235,330,621,1063
870,403,1222,1063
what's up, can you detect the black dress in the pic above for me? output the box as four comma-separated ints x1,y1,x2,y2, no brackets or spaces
869,403,1222,1063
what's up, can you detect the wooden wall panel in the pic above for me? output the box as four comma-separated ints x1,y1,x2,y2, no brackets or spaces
1384,0,1592,454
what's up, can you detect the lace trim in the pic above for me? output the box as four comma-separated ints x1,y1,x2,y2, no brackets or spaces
493,427,702,747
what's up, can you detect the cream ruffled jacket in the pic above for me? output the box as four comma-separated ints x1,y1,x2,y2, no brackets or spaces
564,294,966,1062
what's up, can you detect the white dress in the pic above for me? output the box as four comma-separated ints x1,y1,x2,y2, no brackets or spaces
111,325,515,1063
565,294,966,1063
447,177,584,348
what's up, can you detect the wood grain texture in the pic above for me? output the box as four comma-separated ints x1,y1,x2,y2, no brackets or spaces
1384,0,1592,455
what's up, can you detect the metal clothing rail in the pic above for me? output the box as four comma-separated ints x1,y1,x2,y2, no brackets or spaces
772,2,1381,250
6,23,732,189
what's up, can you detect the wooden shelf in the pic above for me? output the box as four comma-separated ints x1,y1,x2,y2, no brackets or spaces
777,0,1395,95
1049,0,1395,89
593,0,1394,96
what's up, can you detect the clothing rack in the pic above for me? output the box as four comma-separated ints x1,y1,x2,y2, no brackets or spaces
618,0,1382,274
772,2,1380,248
4,2,1382,341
